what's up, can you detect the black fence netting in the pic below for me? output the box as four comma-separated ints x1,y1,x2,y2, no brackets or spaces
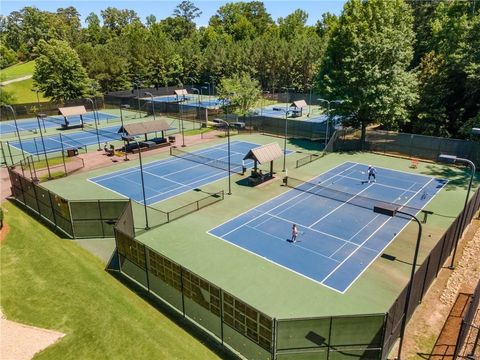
276,315,385,359
333,129,480,168
382,187,480,358
8,166,73,237
69,200,130,238
0,97,104,120
283,176,424,216
114,222,274,360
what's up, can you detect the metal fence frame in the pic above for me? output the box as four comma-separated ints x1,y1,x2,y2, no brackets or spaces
454,279,480,358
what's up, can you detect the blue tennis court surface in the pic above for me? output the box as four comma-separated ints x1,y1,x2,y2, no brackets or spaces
90,140,287,205
9,125,123,155
0,112,118,135
208,162,447,293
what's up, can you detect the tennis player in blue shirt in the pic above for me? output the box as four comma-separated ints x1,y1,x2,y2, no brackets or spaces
367,165,376,183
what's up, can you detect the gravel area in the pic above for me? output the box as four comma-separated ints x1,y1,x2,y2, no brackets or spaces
441,223,480,306
0,309,65,360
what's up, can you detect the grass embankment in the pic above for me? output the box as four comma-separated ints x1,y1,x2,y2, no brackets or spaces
3,78,49,104
1,61,35,81
0,202,221,360
1,61,50,104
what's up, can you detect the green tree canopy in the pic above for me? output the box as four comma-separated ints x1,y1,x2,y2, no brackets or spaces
217,73,261,116
33,39,91,101
317,0,418,140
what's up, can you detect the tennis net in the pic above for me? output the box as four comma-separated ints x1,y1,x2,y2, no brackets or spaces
170,147,245,174
43,115,66,126
83,123,122,141
283,176,425,216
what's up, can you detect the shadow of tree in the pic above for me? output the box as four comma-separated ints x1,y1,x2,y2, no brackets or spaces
422,164,480,191
289,138,323,151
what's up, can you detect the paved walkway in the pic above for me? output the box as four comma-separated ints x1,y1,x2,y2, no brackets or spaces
0,75,32,86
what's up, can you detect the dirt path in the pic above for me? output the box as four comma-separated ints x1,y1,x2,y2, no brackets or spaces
0,75,32,85
0,310,65,360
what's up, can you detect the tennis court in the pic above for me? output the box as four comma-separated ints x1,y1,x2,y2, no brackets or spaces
151,95,194,103
89,140,263,205
208,162,447,293
0,112,118,135
9,125,123,155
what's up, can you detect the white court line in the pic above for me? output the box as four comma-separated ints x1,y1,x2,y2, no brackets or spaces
309,183,376,228
340,177,448,294
219,163,358,238
336,173,418,193
321,177,435,292
256,211,379,253
349,161,436,180
142,167,231,204
274,169,358,218
206,229,343,294
244,224,341,263
89,140,250,182
326,182,416,260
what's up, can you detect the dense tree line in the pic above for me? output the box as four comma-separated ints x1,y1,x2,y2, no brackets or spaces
0,0,478,139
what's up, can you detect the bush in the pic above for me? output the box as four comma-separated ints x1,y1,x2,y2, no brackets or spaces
0,45,17,69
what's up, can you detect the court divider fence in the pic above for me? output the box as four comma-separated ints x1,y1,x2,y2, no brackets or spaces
0,97,104,121
332,129,480,168
140,190,225,231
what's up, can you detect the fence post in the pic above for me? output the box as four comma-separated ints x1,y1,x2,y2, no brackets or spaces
143,245,150,292
97,200,106,238
220,288,225,346
420,255,431,302
272,318,277,360
180,267,186,316
6,141,14,165
47,190,59,231
59,133,68,175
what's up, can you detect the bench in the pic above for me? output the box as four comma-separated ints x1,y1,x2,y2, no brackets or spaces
131,142,170,153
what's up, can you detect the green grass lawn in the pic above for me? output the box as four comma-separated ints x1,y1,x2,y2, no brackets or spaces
2,77,49,104
0,61,35,81
0,202,223,360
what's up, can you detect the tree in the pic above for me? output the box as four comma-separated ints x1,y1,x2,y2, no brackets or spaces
173,1,202,22
278,9,308,40
0,44,17,68
209,1,274,40
217,73,261,116
33,39,91,101
409,1,479,138
146,14,157,27
100,7,140,36
317,0,418,141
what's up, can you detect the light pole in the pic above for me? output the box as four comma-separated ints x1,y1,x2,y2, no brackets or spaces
438,154,476,269
119,104,130,133
86,98,102,151
144,92,156,121
36,113,52,179
205,82,210,97
211,78,216,97
282,110,292,172
134,80,142,118
306,84,313,117
281,86,294,111
318,98,343,148
123,136,149,230
216,118,232,195
1,104,26,162
32,88,42,128
191,87,200,108
261,90,270,117
373,203,423,360
201,86,208,104
178,82,187,147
